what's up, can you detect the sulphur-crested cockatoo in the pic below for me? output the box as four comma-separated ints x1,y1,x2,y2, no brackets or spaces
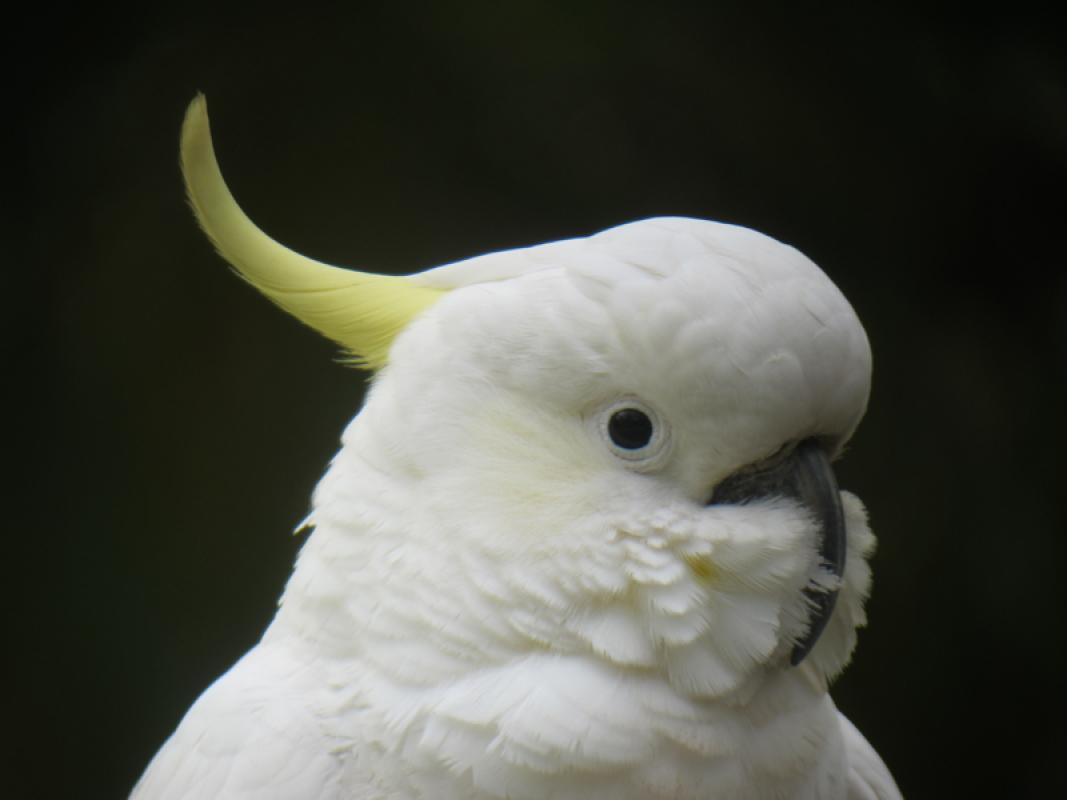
132,95,902,799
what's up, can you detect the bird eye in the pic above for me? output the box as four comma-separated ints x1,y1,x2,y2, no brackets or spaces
597,399,671,470
608,408,653,450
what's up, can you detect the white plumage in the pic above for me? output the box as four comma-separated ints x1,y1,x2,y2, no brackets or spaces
133,99,901,799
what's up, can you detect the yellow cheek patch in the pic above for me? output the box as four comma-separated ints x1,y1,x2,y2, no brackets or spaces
684,554,719,583
180,94,445,370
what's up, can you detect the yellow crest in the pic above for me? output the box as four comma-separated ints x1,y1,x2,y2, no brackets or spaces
180,94,445,369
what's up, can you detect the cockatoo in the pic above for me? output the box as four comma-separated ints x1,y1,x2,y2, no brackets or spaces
132,95,902,799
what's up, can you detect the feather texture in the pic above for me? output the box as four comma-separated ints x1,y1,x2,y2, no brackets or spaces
135,101,902,799
179,95,444,369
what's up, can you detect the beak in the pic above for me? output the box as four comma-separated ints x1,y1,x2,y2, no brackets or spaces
708,438,846,666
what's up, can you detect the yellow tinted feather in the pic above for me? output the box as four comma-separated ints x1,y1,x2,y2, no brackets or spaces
179,94,445,369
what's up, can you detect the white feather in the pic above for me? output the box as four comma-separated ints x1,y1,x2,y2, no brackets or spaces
134,216,900,799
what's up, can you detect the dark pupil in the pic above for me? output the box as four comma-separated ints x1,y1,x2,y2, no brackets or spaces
608,409,653,449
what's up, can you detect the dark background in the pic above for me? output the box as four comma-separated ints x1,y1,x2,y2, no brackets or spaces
15,2,1066,798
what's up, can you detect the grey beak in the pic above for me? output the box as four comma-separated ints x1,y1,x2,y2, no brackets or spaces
708,438,847,666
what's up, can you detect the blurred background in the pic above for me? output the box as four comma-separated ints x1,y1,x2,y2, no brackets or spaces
15,1,1066,797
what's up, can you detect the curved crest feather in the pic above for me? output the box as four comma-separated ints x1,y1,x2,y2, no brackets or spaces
180,94,444,369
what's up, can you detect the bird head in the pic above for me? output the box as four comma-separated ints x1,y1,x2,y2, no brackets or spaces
181,96,876,701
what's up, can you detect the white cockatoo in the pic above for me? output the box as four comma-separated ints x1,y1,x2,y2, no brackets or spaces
132,95,902,799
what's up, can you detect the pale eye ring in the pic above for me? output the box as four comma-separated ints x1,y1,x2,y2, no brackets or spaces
597,398,671,469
